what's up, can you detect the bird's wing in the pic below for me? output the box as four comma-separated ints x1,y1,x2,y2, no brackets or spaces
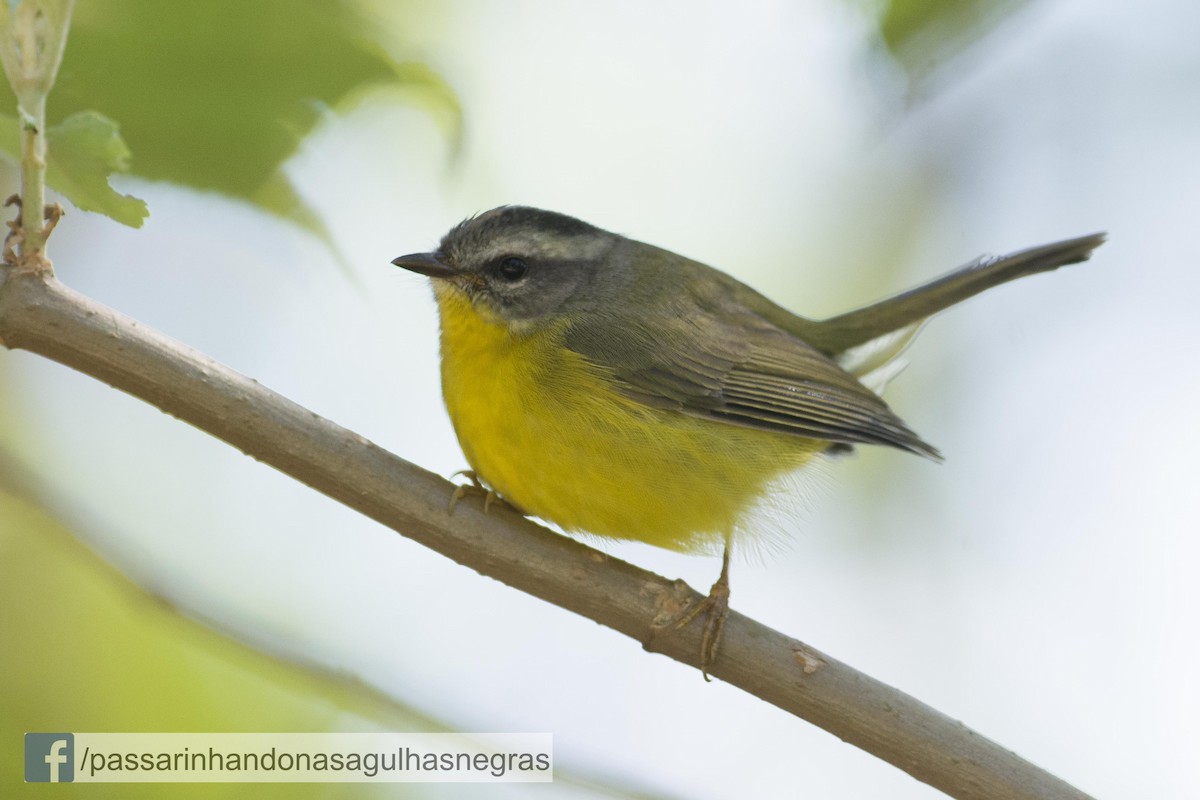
563,303,941,459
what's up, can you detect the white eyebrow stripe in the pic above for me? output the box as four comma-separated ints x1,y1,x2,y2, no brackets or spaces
475,231,610,263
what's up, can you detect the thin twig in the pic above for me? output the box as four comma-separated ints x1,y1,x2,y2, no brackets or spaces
0,269,1093,800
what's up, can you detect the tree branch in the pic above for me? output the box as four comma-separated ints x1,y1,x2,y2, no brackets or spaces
0,269,1093,800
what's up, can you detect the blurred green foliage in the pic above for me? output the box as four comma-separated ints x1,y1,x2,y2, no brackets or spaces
0,0,460,232
874,0,1031,89
0,458,448,797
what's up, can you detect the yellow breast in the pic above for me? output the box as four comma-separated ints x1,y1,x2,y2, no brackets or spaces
434,288,823,552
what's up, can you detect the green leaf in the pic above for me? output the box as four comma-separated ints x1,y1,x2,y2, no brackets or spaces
45,110,148,227
0,0,461,233
0,109,148,227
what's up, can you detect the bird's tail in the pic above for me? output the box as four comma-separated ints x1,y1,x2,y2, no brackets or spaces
808,232,1107,356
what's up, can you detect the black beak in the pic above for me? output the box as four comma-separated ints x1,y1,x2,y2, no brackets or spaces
391,252,458,279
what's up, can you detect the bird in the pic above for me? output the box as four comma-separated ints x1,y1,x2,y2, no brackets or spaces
393,206,1105,676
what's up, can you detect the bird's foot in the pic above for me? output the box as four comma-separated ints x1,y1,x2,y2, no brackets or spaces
648,543,733,681
447,470,520,515
665,572,730,681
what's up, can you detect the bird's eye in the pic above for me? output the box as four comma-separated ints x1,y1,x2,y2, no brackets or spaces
495,256,528,281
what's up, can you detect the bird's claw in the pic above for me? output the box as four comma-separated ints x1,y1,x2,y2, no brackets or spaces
664,577,730,681
447,470,514,515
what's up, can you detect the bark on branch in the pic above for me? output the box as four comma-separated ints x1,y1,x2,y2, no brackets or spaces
0,268,1092,800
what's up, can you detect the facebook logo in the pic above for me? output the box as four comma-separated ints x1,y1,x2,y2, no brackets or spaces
25,733,74,783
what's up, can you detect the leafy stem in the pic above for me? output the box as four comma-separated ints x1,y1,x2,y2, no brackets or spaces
0,0,75,270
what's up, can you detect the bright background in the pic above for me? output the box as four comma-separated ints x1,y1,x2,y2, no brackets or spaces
3,1,1198,798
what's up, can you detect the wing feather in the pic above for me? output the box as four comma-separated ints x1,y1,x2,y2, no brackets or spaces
564,302,940,460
